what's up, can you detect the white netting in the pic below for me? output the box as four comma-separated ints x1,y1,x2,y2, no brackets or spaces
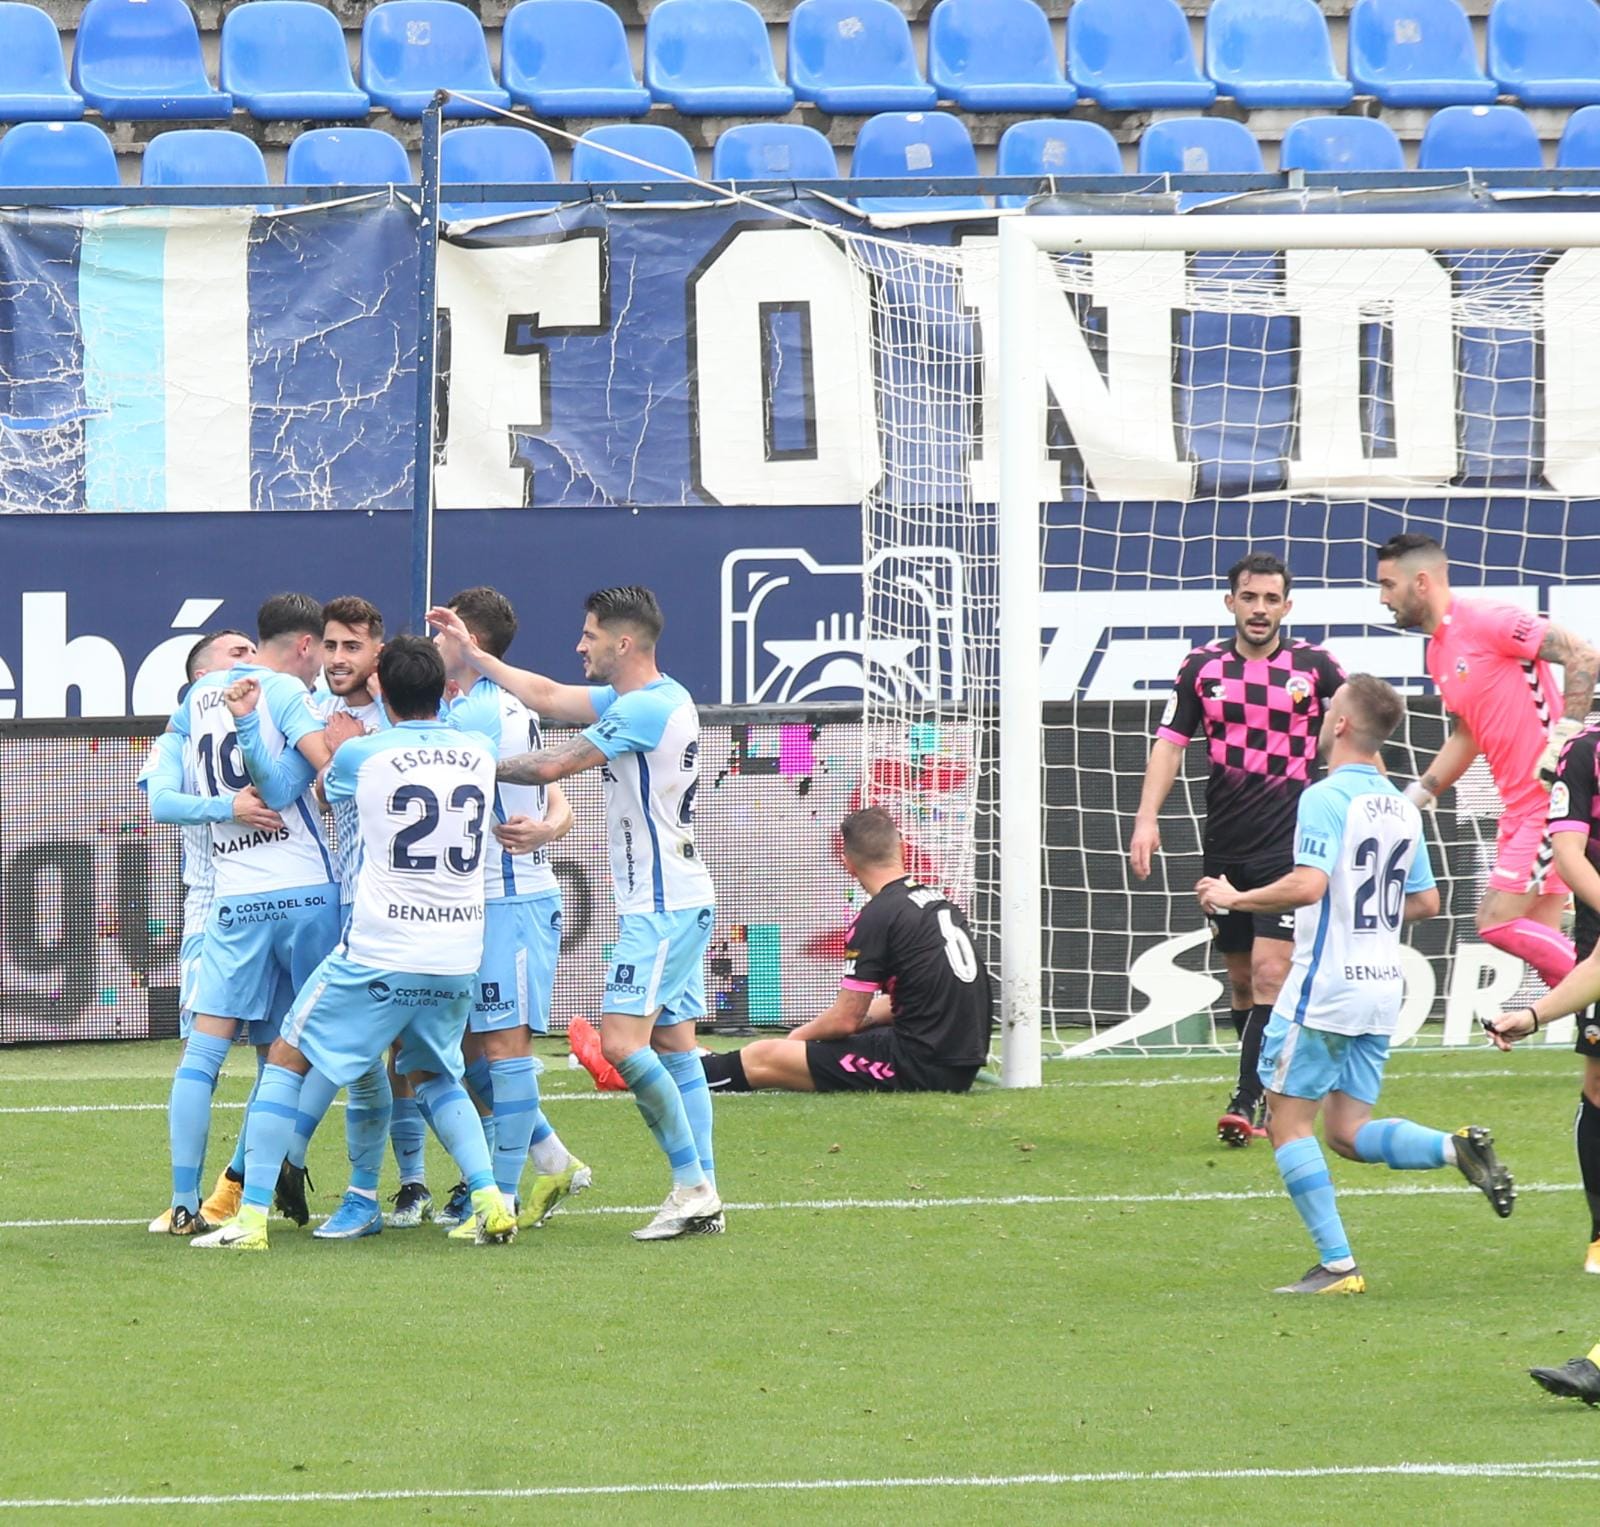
854,228,1600,1060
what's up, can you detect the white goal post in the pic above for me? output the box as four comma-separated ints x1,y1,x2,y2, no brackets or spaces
994,212,1600,1089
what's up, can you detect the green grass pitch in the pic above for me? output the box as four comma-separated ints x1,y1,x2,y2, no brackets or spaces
1,1038,1598,1522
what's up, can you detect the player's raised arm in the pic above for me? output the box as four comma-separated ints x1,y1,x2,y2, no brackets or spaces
228,676,324,810
427,605,598,726
497,735,607,787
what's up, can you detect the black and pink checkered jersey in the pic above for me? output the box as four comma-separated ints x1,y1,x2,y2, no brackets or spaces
1157,637,1346,860
1548,724,1600,959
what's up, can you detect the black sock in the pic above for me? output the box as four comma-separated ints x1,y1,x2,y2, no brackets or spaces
1228,1007,1250,1040
699,1050,751,1093
1577,1095,1600,1240
225,1165,243,1184
1237,1004,1272,1104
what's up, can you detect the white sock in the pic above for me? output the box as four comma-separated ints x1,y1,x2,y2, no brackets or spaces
351,1186,378,1201
1442,1137,1457,1165
1325,1255,1356,1273
529,1135,572,1176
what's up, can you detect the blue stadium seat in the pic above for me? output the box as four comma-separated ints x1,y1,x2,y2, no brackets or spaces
1204,0,1354,109
0,3,84,123
1417,104,1544,170
712,123,838,181
787,0,939,114
1279,114,1406,172
572,124,698,185
1559,103,1600,166
1068,0,1217,110
996,118,1121,207
850,110,984,213
0,120,118,187
440,124,557,220
927,0,1078,113
220,2,370,121
361,0,511,119
285,127,414,187
70,0,232,120
1139,117,1263,177
501,0,651,118
1488,0,1600,107
141,128,268,185
1347,0,1498,107
646,0,794,115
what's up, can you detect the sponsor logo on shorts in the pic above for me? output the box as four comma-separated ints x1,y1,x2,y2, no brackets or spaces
697,907,713,930
216,892,329,930
477,980,514,1015
607,961,647,997
550,909,563,933
368,980,391,1001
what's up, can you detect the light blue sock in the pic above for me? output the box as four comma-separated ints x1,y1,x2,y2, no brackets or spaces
390,1095,427,1185
226,1053,267,1179
287,1068,340,1171
489,1056,539,1199
415,1077,496,1194
660,1050,715,1191
1353,1117,1450,1171
242,1064,306,1212
1275,1136,1352,1266
169,1030,230,1212
618,1048,703,1188
345,1062,393,1195
463,1056,497,1158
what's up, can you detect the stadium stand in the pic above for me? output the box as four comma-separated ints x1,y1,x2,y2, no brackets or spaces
1138,115,1264,174
360,0,511,119
926,0,1078,113
1347,0,1499,107
440,123,557,219
500,0,652,120
0,2,84,123
1279,114,1407,172
1204,0,1355,110
70,0,232,120
219,2,371,123
996,118,1121,206
850,109,985,212
1067,0,1217,110
1559,103,1600,166
0,118,118,186
786,0,940,115
1487,0,1600,108
711,121,839,181
1416,102,1545,168
571,122,698,184
644,0,795,117
284,125,414,186
141,127,270,185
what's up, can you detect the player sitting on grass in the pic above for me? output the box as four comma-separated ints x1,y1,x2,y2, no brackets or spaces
193,637,516,1251
586,808,991,1097
1197,674,1515,1296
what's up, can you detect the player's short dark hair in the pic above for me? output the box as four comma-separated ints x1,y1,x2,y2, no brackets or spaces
446,586,517,658
378,634,446,719
585,586,663,646
185,629,249,682
1342,673,1405,750
321,596,384,641
257,593,324,645
840,806,904,868
1375,532,1445,567
1227,552,1290,594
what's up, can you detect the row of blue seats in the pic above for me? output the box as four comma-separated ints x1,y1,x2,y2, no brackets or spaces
5,106,1597,217
10,0,1600,127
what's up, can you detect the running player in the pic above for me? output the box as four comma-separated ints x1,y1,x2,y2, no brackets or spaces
1481,720,1600,1273
428,587,721,1241
142,628,269,1234
433,585,587,1232
1198,675,1514,1296
1376,531,1600,986
1130,552,1345,1146
193,636,515,1251
683,809,991,1095
160,594,340,1236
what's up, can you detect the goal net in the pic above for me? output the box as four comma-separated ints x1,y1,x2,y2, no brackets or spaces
854,213,1600,1077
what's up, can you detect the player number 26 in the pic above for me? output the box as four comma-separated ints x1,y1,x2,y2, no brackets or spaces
1352,836,1407,933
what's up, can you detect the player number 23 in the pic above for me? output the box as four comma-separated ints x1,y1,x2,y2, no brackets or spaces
387,783,486,875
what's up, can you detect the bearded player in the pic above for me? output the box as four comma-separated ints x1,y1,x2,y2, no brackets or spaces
1376,533,1599,988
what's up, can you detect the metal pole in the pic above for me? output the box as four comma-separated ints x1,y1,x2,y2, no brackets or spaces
409,93,445,633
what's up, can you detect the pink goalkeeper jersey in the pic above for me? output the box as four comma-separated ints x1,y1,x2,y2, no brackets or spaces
1425,597,1559,820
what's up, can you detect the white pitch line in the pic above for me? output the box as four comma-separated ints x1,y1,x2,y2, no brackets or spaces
0,1180,1579,1231
0,1459,1596,1510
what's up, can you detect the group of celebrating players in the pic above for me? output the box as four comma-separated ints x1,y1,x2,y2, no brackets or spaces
140,580,996,1254
1134,533,1600,1400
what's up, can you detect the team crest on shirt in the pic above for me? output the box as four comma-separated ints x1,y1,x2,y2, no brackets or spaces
1285,675,1311,708
1456,657,1470,679
1208,682,1227,701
